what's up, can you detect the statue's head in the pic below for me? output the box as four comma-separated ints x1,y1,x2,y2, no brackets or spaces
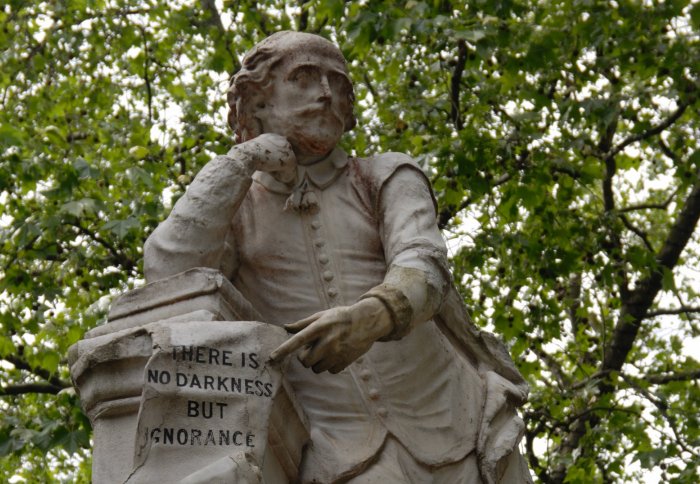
228,31,356,157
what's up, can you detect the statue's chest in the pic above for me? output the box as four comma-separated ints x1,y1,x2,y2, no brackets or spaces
235,176,383,266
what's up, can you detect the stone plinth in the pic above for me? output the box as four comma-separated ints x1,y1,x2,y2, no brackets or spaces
69,268,309,483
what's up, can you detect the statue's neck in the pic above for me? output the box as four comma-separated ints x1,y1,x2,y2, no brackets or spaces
296,150,333,166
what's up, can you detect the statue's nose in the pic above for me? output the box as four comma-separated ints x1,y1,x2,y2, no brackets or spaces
318,75,332,102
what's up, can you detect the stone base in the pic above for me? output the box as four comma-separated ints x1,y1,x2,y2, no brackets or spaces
69,269,309,483
87,268,262,338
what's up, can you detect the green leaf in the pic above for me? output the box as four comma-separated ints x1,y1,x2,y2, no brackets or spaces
42,125,67,148
0,124,26,146
690,4,700,29
40,352,60,374
128,146,149,160
661,267,676,291
127,166,154,188
635,448,666,469
73,158,101,179
102,217,139,239
453,29,487,43
60,198,99,217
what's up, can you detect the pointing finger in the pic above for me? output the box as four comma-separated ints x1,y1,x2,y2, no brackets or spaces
284,311,324,333
269,322,327,363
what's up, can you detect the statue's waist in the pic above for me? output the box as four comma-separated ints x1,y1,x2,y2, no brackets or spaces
285,321,482,463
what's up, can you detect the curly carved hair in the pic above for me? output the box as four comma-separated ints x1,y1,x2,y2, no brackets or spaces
227,31,356,143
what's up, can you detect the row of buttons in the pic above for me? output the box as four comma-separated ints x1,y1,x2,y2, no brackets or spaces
304,189,388,418
354,359,388,417
310,215,338,300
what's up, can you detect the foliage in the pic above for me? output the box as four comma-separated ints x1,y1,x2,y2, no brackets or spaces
1,0,699,481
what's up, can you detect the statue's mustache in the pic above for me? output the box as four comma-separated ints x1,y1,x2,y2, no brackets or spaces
292,104,342,122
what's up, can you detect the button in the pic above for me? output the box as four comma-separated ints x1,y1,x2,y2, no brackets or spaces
327,287,338,298
323,271,334,281
318,254,329,264
311,220,321,230
360,370,371,381
368,389,380,400
377,407,388,417
314,239,325,247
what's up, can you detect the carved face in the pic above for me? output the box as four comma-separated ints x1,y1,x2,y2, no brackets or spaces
254,48,353,162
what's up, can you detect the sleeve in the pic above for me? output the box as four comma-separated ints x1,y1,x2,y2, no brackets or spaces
143,150,255,283
359,164,450,340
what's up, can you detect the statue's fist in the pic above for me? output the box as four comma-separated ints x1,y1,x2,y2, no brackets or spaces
232,133,297,183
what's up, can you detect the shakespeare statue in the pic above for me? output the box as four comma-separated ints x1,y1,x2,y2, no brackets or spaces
143,31,532,483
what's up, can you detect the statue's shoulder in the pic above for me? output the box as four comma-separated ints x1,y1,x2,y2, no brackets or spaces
349,151,422,187
347,152,434,213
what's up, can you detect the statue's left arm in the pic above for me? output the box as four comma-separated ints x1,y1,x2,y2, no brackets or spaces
271,158,450,372
361,163,450,340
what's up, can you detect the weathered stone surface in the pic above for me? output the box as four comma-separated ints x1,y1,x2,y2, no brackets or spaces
85,268,262,338
69,269,308,484
126,320,289,483
72,31,532,483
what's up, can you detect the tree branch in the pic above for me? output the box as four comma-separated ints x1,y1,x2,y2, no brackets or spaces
570,405,641,422
658,137,680,164
605,176,700,374
363,71,378,100
450,39,467,131
566,273,587,336
607,98,693,160
3,354,69,389
533,345,573,389
598,111,633,302
200,0,240,75
551,158,700,484
0,383,66,396
646,306,700,317
643,369,700,384
621,373,699,458
570,370,611,391
69,222,135,271
137,25,153,124
201,0,225,32
619,214,655,252
600,112,619,212
298,0,310,31
618,186,679,213
437,172,511,229
524,421,552,483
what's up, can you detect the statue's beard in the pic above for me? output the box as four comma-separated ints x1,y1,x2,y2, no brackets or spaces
292,128,340,155
287,106,344,156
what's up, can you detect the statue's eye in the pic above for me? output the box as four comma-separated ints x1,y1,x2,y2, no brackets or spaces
328,72,352,94
289,66,319,86
290,71,307,83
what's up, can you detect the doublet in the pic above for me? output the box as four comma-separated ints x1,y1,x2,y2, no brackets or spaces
233,150,483,481
145,148,484,482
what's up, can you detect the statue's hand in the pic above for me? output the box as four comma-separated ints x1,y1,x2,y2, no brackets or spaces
269,298,393,374
231,133,297,183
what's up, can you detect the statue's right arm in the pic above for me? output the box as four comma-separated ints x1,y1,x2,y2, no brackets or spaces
143,134,296,283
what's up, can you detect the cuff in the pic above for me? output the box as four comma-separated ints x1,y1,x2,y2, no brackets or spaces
359,284,414,341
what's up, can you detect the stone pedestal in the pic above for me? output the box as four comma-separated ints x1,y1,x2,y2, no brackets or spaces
69,268,309,483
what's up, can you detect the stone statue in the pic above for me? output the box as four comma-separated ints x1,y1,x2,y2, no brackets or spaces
143,31,532,483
